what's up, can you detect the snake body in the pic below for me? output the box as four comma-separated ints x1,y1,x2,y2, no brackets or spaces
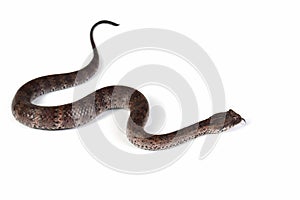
12,20,244,150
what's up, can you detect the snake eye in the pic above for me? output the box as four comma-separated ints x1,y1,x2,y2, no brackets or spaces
232,115,240,123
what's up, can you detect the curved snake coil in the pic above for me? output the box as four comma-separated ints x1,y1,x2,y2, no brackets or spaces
11,20,244,150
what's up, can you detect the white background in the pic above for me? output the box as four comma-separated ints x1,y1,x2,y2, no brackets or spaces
1,0,300,199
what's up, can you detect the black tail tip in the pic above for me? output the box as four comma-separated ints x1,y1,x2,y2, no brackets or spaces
94,20,119,27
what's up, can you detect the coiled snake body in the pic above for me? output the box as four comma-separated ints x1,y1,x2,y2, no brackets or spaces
12,20,244,150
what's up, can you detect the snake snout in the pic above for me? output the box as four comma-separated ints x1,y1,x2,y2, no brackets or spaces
227,109,244,126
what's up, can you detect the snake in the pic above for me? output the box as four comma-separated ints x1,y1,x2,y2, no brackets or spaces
11,20,244,150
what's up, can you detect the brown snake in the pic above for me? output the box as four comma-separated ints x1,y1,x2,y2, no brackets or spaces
11,20,244,150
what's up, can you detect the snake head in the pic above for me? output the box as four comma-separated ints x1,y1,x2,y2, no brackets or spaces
209,109,245,131
226,109,245,126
